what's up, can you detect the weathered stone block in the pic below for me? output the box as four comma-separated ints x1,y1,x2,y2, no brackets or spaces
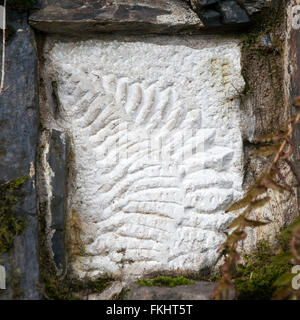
29,0,203,35
199,9,222,26
40,35,245,280
218,0,250,25
29,0,271,33
0,9,40,299
47,129,70,273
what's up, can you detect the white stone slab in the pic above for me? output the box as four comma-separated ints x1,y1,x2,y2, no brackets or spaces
0,265,5,290
47,36,245,279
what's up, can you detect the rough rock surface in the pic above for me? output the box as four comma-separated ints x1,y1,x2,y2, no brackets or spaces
190,0,271,24
236,0,299,253
286,0,300,233
40,35,245,280
125,281,225,300
0,9,40,299
29,0,202,35
29,0,271,35
47,130,70,273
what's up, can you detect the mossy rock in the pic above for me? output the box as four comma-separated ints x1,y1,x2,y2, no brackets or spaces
42,274,115,300
0,176,28,253
233,239,293,300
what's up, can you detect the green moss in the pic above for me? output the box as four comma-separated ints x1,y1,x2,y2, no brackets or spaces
136,276,195,288
0,176,28,253
233,236,294,300
41,273,114,300
41,273,78,300
9,268,24,300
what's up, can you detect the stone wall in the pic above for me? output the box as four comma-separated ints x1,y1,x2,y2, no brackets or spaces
0,0,299,298
29,0,271,35
34,0,297,283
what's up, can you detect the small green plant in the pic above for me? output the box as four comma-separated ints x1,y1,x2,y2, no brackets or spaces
226,216,300,300
0,176,28,253
136,276,195,288
233,241,291,300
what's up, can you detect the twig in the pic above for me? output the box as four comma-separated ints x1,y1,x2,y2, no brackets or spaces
285,158,300,186
272,165,294,194
268,112,300,173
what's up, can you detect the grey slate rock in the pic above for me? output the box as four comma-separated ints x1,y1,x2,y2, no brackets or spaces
190,0,269,27
29,0,269,32
47,129,70,273
29,0,203,36
0,8,40,300
200,0,218,6
191,0,218,9
242,0,270,16
218,0,250,24
199,9,222,27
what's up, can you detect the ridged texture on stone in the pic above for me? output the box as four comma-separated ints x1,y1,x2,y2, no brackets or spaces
46,36,245,279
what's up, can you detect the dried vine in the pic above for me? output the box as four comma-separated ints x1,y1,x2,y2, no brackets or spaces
211,96,300,300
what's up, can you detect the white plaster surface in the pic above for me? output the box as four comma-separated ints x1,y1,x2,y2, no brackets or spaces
47,36,245,279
